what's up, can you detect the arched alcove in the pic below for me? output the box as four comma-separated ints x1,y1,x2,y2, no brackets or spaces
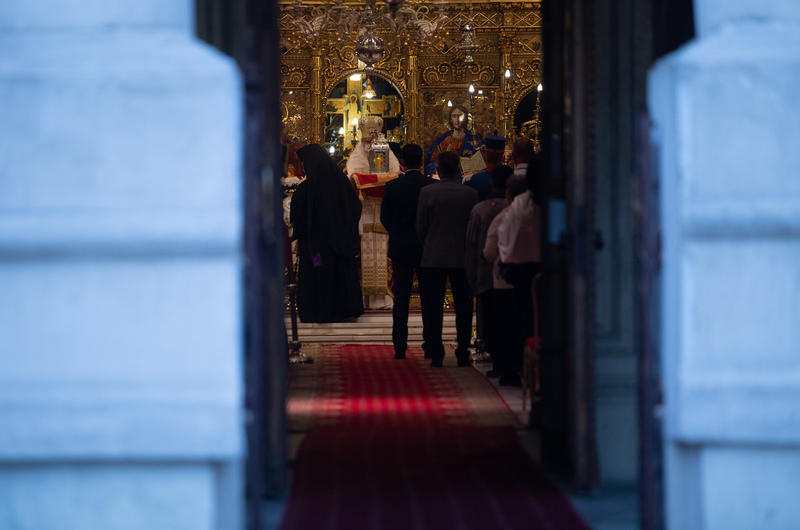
512,87,541,139
323,72,405,157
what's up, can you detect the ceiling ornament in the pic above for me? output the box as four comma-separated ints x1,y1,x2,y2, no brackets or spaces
355,27,385,72
289,0,446,71
456,1,478,64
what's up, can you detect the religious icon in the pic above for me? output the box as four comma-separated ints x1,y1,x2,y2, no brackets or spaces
424,99,482,175
344,92,363,136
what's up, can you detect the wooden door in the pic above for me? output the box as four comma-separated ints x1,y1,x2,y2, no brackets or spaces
196,1,290,528
540,0,600,491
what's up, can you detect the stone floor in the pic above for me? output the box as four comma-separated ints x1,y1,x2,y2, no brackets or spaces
567,485,639,530
285,311,461,343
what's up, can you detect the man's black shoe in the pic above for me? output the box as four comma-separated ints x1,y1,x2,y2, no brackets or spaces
394,352,406,360
430,358,443,367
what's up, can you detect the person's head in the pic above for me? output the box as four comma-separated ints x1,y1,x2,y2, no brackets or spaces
512,137,533,166
490,164,513,193
401,143,423,171
525,154,544,205
483,135,506,167
484,150,503,167
506,175,527,203
297,143,342,182
358,115,383,144
437,151,461,180
449,106,467,131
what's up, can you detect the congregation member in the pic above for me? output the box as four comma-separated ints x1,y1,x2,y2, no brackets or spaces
483,176,530,386
465,164,512,375
502,138,541,348
512,137,533,178
416,151,478,367
492,157,545,385
463,135,506,201
380,144,435,360
290,144,364,323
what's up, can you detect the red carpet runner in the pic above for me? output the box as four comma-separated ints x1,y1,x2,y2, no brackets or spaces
282,344,589,530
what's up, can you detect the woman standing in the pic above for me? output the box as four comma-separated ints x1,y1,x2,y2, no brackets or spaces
291,144,364,322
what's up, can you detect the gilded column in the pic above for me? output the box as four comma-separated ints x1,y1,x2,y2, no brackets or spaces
407,53,418,144
499,28,514,137
311,48,322,143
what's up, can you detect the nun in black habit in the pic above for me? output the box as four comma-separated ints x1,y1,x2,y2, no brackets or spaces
290,144,364,322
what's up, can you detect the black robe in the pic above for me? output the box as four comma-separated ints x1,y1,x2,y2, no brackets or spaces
291,144,364,323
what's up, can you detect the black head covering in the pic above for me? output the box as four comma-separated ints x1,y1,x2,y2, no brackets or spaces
297,144,361,257
388,142,403,162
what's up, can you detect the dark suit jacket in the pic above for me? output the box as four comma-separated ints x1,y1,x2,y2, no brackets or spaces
416,179,479,268
465,193,507,295
380,169,435,266
464,167,493,201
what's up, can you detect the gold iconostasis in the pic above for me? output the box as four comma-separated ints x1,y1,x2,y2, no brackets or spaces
279,1,544,161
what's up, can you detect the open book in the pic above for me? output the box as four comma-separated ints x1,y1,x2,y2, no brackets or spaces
460,151,486,177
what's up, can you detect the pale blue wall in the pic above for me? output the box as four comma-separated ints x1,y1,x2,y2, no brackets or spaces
650,1,800,528
0,1,244,528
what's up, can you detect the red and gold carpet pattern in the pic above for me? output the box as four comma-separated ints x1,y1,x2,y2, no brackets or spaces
282,344,589,530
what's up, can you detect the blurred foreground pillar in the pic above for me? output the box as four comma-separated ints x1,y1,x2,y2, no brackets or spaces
650,1,800,528
0,1,243,529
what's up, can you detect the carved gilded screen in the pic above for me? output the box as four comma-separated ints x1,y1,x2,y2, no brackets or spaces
279,1,543,153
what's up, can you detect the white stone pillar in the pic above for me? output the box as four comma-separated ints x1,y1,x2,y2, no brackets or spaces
0,1,243,529
650,1,800,528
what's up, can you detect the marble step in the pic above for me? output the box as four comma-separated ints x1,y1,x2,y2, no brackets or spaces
284,312,472,343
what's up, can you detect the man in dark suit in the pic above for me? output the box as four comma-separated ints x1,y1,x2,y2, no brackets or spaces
416,151,479,367
380,144,435,359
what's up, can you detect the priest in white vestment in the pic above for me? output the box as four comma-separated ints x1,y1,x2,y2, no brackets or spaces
347,115,400,309
346,117,401,175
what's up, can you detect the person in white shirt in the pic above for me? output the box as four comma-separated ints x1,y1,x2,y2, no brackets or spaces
511,137,532,178
483,176,528,387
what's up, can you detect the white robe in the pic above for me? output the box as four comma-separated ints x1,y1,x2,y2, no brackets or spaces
346,141,400,176
346,141,399,310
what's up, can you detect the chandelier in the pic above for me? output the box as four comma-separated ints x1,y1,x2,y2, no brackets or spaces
289,0,447,71
457,21,478,64
456,1,478,64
